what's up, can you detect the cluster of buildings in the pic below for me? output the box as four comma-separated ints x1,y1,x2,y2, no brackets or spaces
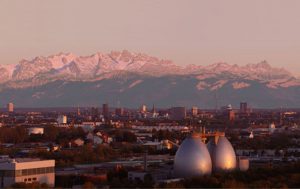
0,101,300,187
2,101,297,124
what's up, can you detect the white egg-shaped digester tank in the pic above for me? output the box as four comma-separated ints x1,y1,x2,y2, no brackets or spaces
207,136,237,172
174,134,212,177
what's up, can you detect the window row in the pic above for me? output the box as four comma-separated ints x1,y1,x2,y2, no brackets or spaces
0,167,54,177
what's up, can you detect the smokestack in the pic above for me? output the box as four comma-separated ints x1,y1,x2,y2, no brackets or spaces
143,151,148,172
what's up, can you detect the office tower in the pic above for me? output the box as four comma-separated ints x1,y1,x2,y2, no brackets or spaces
91,107,99,118
228,110,235,121
191,106,198,116
102,103,109,118
77,106,81,116
115,108,124,116
240,102,248,113
7,102,14,113
151,104,156,113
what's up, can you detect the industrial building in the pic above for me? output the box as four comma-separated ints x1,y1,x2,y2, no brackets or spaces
0,156,55,187
27,127,44,135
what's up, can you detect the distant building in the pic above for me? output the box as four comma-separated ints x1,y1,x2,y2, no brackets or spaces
151,104,156,114
102,104,109,118
77,107,81,116
115,108,124,116
191,106,198,116
222,104,235,121
128,171,147,181
57,115,67,124
91,107,99,119
269,123,276,133
0,156,55,187
238,157,249,172
7,103,14,113
228,110,235,121
240,102,248,113
169,107,186,120
27,127,44,135
239,131,254,139
140,105,147,113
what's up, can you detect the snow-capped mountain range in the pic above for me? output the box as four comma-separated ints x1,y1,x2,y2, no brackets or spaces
0,50,300,108
0,50,298,90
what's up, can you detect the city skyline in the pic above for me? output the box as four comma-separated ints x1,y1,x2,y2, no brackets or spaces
1,0,300,75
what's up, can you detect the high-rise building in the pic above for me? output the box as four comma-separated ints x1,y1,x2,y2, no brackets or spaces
115,108,124,116
77,106,81,116
228,110,235,122
240,102,248,113
191,106,198,116
7,102,14,113
170,107,186,120
140,105,147,113
151,104,156,113
91,107,99,118
102,104,109,118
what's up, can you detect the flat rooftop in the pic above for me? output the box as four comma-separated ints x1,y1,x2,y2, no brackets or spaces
0,157,41,163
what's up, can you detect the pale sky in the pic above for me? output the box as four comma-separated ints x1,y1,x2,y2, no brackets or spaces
1,0,300,75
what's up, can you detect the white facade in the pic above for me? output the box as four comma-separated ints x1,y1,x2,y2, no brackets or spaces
57,115,67,124
0,158,55,187
27,127,44,135
7,103,14,112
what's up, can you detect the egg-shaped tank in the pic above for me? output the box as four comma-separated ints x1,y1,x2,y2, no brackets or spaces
207,136,237,172
174,134,212,177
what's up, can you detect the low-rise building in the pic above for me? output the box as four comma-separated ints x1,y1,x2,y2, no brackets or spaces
0,156,55,187
27,127,44,135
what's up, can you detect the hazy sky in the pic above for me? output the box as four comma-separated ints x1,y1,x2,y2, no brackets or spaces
1,0,300,75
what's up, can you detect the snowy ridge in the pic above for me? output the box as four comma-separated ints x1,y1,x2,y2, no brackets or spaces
0,50,299,89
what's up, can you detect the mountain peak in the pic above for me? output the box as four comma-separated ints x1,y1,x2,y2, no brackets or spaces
255,60,271,68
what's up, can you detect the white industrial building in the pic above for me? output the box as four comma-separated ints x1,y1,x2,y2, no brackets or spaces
0,156,55,187
27,127,44,135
